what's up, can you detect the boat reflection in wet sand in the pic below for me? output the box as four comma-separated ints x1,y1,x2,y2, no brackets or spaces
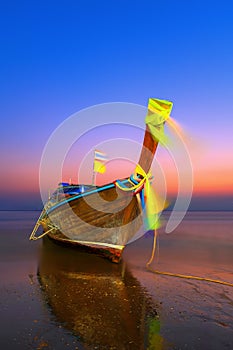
38,237,164,349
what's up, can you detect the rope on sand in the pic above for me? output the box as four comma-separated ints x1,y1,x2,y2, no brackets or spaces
146,230,233,288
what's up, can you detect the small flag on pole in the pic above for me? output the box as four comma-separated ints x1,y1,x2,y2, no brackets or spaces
93,150,107,174
94,160,106,174
94,150,107,161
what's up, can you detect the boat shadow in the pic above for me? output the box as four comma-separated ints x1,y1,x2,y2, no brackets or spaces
37,237,164,349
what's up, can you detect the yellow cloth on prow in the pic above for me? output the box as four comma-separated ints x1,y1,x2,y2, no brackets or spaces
135,164,160,230
146,98,173,146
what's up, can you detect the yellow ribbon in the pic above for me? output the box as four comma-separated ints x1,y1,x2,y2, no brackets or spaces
148,98,173,120
135,164,160,230
146,113,169,146
146,98,173,146
115,164,161,230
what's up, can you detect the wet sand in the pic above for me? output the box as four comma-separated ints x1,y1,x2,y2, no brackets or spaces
124,212,233,350
0,211,232,349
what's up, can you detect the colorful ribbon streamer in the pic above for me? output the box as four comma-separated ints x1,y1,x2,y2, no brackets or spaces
115,164,160,230
146,98,173,146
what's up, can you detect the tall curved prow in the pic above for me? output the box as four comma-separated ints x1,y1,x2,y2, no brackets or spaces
138,98,173,174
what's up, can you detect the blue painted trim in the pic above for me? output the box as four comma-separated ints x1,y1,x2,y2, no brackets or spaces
115,179,131,188
129,175,138,185
140,188,145,209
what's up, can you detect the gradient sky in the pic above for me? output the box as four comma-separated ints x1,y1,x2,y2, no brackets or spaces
1,0,233,210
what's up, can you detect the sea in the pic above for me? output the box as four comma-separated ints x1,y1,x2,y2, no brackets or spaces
0,210,232,350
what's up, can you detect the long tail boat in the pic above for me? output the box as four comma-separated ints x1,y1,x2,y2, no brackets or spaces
30,98,173,262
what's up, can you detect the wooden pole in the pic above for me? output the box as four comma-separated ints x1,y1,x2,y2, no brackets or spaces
138,104,162,174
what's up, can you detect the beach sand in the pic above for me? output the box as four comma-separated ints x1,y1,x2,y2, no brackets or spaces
124,212,233,350
0,211,232,349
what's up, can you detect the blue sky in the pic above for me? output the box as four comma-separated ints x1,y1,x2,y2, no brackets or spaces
1,1,233,209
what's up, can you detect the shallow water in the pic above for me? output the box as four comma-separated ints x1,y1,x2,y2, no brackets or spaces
0,211,232,349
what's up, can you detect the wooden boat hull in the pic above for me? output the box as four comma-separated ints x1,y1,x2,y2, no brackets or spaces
46,234,124,263
40,183,143,262
30,98,173,262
